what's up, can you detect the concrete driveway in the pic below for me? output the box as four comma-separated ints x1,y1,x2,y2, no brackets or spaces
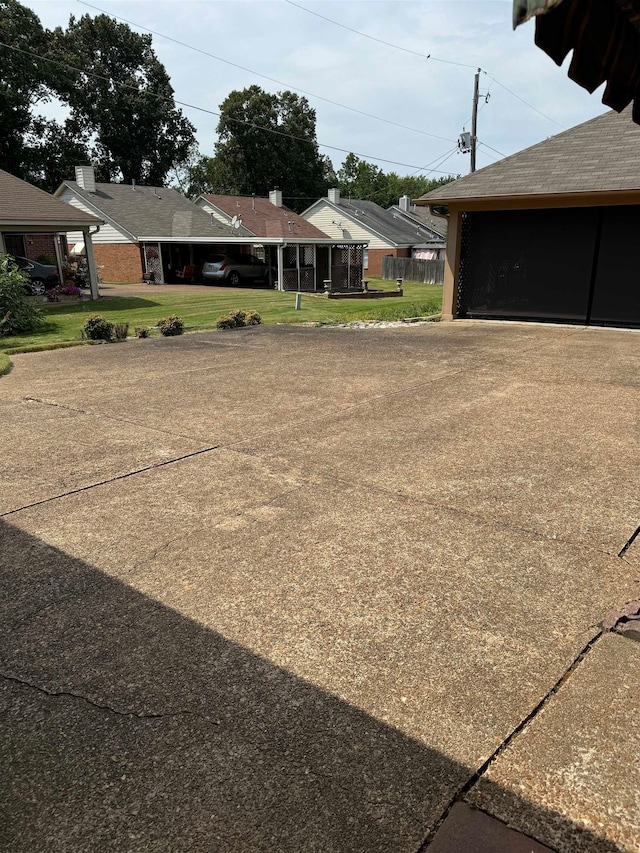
1,321,638,852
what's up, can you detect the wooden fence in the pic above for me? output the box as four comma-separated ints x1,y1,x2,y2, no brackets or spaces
381,256,445,284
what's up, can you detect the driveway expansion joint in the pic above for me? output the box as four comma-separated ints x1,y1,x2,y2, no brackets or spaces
618,524,640,558
0,444,220,517
21,395,201,442
416,629,604,851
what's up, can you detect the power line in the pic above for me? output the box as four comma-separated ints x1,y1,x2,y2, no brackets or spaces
483,73,565,130
408,146,459,177
478,140,507,158
285,0,476,68
0,40,457,174
286,0,566,130
77,1,456,145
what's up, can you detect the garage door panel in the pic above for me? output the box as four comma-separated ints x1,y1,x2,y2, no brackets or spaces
590,205,640,327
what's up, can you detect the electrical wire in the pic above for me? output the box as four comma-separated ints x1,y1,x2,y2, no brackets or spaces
478,140,507,158
77,1,457,145
284,0,477,68
0,39,457,174
286,0,566,130
408,146,459,177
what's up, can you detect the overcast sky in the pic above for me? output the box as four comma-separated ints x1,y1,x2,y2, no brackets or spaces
25,0,608,179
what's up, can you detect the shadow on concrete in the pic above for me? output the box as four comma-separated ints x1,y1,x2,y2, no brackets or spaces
0,520,620,852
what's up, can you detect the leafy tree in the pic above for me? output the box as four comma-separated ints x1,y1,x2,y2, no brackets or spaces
0,0,53,180
195,86,329,210
50,13,196,185
337,153,458,208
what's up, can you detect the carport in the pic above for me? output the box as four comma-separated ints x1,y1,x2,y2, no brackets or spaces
0,169,103,299
419,108,640,327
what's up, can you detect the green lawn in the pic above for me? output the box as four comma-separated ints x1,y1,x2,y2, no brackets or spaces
1,279,442,353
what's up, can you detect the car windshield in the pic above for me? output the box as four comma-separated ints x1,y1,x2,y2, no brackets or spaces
205,254,225,264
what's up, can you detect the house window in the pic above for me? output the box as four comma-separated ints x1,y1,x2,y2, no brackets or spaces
363,248,369,270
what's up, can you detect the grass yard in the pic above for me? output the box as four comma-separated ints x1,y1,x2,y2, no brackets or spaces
1,279,442,353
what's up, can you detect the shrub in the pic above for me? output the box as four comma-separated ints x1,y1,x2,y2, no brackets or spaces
36,254,56,265
114,322,129,341
157,315,184,336
83,314,114,341
229,309,247,327
245,311,262,326
135,326,150,338
216,314,236,330
0,254,43,337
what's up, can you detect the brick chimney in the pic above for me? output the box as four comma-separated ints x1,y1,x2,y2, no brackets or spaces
269,188,283,207
75,165,96,193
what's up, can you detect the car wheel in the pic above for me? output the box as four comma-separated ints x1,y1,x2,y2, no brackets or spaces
228,271,241,287
29,279,46,296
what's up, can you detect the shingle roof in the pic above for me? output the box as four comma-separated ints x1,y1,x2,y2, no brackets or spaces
60,182,250,239
202,195,329,239
0,169,101,227
387,204,447,239
331,198,419,245
422,107,640,203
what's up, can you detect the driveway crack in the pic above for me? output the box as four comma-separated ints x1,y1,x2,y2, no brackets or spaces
1,671,192,720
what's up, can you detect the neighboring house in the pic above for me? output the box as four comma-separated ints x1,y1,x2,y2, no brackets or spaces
55,166,254,284
387,195,447,261
196,190,368,292
419,108,640,328
0,168,103,298
302,189,418,277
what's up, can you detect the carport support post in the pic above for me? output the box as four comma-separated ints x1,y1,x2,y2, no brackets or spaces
83,229,100,300
0,232,5,254
276,244,284,291
53,234,65,286
442,208,462,321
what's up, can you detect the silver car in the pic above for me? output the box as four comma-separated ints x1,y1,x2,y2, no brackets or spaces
201,253,274,286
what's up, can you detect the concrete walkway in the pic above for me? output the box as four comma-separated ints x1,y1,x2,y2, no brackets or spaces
1,321,638,852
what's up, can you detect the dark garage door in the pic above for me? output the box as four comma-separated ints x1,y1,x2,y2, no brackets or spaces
457,206,640,327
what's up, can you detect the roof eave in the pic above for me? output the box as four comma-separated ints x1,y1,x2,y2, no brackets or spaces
417,187,640,209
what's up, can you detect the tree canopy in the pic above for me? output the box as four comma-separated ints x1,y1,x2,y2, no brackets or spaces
0,2,195,190
337,153,457,209
186,86,332,210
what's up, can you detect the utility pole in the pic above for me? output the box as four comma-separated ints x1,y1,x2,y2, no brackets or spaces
470,67,480,173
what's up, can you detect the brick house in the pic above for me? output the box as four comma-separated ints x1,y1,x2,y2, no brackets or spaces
55,166,252,284
301,189,418,277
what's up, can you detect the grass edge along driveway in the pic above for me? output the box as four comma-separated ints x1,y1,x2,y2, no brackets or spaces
1,280,442,353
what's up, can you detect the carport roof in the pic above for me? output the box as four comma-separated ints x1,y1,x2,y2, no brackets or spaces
58,181,253,240
420,107,640,204
0,169,101,228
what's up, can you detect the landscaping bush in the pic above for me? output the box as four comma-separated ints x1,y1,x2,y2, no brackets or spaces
82,314,114,341
245,311,262,326
135,326,150,338
157,315,184,336
114,322,129,341
0,254,43,337
36,254,56,265
229,309,247,327
216,314,237,330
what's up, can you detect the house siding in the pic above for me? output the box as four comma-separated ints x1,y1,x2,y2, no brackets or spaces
93,243,142,282
59,188,133,245
303,201,391,249
195,199,232,226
